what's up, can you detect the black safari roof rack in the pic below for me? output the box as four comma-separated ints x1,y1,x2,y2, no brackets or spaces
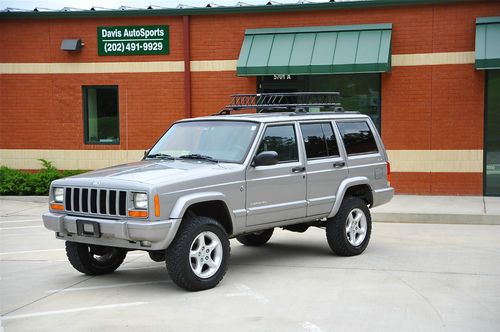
217,92,347,115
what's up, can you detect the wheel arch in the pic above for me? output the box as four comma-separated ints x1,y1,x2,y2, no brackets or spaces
170,192,234,236
328,177,372,218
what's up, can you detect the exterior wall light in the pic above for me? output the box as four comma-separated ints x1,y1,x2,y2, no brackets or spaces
60,39,84,51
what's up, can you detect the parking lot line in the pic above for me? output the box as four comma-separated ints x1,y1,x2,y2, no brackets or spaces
302,321,324,332
46,281,171,293
0,302,148,321
0,249,63,256
0,219,41,224
225,284,270,304
0,226,43,230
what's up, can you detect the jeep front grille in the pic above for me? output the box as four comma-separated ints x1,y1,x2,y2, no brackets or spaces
64,187,127,217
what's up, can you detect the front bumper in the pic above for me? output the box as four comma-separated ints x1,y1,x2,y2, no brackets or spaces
42,212,181,250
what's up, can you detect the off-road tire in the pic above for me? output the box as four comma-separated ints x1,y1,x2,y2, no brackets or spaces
65,241,127,275
165,216,230,291
326,197,372,256
236,228,274,246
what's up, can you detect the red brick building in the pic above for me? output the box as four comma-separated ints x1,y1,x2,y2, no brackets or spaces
1,0,499,196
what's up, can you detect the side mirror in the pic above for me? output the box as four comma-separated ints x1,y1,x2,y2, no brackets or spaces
143,149,150,158
253,151,279,167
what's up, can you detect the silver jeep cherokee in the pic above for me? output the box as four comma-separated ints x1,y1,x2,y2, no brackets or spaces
43,92,394,291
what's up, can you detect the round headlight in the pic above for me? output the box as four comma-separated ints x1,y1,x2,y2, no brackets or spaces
54,187,64,203
133,193,148,210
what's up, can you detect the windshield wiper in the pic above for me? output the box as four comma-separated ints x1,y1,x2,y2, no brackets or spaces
178,154,218,163
146,153,175,160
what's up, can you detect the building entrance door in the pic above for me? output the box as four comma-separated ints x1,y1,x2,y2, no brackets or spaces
485,70,500,196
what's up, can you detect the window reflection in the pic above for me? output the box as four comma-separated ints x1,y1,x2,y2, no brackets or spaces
301,123,340,159
337,122,379,155
257,125,298,162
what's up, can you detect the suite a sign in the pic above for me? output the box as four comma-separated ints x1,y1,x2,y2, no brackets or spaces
97,25,169,56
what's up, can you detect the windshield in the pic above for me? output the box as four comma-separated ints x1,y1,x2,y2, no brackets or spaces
147,121,260,163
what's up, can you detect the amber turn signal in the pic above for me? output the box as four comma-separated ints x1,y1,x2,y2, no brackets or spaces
50,203,64,211
154,194,160,217
128,210,148,218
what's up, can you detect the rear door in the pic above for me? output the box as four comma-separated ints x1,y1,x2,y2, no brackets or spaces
245,123,307,226
336,119,387,189
300,121,348,216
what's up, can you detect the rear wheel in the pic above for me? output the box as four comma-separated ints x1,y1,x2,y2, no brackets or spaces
326,197,372,256
165,216,230,291
65,241,127,275
236,228,274,246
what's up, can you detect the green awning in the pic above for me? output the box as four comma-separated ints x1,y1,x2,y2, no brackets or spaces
237,24,392,76
476,17,500,70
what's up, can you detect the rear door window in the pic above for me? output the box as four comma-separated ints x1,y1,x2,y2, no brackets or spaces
337,121,379,155
300,122,340,159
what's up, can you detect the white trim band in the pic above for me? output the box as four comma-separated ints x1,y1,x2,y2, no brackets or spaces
0,61,184,74
0,149,484,173
387,150,483,173
0,52,475,74
391,51,475,67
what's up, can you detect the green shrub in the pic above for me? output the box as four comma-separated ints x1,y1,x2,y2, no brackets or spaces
0,159,85,196
0,166,31,195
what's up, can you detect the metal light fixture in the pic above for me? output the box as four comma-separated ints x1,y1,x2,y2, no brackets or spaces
60,39,84,51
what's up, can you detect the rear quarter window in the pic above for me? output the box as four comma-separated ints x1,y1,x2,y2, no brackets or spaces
337,121,379,156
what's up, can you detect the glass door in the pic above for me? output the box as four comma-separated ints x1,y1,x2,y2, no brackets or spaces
485,70,500,196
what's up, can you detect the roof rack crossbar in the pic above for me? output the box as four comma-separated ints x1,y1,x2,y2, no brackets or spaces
223,92,341,113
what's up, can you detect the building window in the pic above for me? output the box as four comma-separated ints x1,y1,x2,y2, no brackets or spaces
485,70,500,196
83,86,119,144
258,74,381,131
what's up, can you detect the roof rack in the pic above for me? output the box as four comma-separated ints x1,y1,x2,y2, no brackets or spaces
219,92,343,115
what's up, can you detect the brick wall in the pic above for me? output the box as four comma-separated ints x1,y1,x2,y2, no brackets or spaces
1,1,499,195
0,73,185,150
0,17,184,63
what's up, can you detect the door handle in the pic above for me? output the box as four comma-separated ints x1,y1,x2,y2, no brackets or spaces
292,166,306,173
333,162,345,168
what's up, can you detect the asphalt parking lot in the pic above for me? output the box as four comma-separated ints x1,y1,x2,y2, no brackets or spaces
1,197,500,332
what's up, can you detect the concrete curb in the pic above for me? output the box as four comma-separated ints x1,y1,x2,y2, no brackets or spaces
372,213,500,225
0,196,48,203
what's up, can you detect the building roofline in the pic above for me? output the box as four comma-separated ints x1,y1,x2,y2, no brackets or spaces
0,0,480,20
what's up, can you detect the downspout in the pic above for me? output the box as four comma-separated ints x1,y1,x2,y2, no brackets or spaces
183,15,192,118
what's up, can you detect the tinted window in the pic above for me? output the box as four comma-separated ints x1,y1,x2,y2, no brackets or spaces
485,69,500,195
337,122,379,155
83,86,119,144
300,123,340,159
257,125,298,163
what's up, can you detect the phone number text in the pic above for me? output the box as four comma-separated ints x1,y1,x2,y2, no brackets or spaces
103,41,164,53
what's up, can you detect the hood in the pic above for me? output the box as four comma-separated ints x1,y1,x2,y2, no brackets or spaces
66,160,240,186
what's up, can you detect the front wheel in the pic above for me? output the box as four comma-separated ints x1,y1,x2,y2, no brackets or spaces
165,216,230,291
236,228,274,246
326,197,372,256
65,242,127,275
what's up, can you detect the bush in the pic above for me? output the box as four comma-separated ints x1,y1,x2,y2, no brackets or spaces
0,159,85,196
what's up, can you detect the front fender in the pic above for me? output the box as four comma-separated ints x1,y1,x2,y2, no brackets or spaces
169,191,233,220
328,177,370,218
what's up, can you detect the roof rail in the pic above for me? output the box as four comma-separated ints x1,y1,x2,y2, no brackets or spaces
219,92,342,115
